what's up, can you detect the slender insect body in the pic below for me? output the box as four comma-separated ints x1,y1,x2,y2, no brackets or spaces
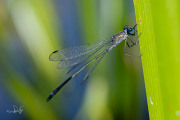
46,25,140,102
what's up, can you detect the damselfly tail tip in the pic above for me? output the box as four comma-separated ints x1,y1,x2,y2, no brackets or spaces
46,96,51,102
46,98,50,102
46,93,54,102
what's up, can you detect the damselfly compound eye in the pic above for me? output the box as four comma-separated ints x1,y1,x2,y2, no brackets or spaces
128,28,133,34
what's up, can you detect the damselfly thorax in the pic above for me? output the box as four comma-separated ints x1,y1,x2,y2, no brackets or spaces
109,30,128,51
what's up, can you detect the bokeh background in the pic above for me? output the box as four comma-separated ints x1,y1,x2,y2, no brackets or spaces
0,0,149,120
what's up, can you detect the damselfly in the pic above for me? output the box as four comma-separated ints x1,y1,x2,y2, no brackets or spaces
46,25,141,102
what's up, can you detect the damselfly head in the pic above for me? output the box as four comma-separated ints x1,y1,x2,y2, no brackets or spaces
123,25,133,34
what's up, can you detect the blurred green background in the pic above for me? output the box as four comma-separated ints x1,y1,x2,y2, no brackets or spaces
0,0,148,120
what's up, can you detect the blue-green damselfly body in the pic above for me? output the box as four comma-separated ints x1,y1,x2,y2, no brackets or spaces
46,25,140,102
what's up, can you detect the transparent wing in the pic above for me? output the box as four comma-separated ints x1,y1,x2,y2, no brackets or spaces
49,39,111,61
81,49,107,85
57,40,111,69
57,54,88,69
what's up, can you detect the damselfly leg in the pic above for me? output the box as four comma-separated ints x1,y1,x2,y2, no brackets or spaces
124,25,141,57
